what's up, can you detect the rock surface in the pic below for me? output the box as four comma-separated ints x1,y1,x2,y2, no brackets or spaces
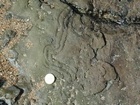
0,0,140,105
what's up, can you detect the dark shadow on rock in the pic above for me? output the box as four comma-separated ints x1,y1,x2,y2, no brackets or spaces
0,99,8,105
0,77,6,87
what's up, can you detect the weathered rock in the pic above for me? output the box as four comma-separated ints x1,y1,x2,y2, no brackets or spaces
0,0,140,104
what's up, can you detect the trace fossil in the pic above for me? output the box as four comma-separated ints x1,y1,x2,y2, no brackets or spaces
42,0,122,97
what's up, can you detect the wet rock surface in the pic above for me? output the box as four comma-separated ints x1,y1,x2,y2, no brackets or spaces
0,0,140,105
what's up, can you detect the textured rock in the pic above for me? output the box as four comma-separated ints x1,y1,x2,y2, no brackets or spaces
0,0,140,104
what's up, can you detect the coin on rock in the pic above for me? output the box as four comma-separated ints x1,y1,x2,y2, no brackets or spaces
45,73,55,84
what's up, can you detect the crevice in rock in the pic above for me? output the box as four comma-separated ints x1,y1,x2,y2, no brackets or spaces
60,0,83,16
105,62,120,81
93,81,107,95
59,0,140,26
100,31,107,49
89,44,98,61
13,85,24,104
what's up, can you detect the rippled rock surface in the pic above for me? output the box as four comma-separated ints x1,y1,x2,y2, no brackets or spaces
0,0,140,104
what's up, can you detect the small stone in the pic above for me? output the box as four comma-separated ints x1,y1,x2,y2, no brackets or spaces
121,87,127,91
101,96,105,101
23,54,27,57
47,11,51,15
50,4,54,9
